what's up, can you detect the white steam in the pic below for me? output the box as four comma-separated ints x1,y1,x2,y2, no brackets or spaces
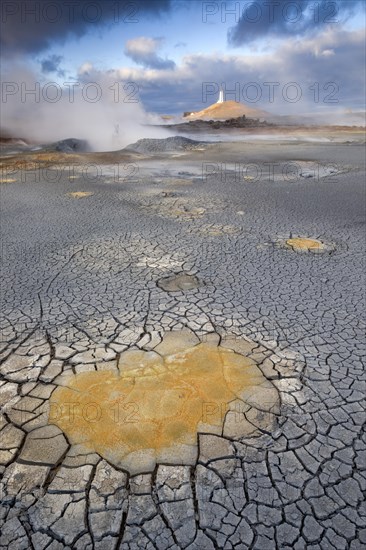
1,64,170,151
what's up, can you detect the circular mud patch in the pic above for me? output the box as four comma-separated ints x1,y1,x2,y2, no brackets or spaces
286,237,325,252
285,237,336,254
157,273,201,292
50,332,279,474
272,235,335,254
142,199,206,220
297,161,341,179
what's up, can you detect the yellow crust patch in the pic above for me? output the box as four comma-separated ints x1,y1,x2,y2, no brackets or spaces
286,237,324,251
50,342,265,472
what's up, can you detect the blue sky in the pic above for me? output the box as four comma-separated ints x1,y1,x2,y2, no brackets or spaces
1,0,366,117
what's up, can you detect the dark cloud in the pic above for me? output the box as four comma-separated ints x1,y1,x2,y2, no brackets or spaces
125,37,175,69
40,54,65,76
228,0,365,46
0,0,172,55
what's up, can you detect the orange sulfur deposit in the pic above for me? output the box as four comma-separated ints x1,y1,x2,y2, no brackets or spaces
286,237,324,251
50,342,264,473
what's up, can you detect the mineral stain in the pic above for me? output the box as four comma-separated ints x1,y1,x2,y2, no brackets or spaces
286,237,324,251
50,341,265,473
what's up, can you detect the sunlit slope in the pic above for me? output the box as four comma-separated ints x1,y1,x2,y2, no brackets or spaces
186,100,269,120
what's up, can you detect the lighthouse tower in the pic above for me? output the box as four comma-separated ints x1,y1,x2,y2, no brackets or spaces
217,87,224,103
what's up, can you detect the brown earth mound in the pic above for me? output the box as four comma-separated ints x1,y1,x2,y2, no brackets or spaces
185,100,268,121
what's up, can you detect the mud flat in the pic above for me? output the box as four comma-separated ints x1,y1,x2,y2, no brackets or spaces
0,135,365,548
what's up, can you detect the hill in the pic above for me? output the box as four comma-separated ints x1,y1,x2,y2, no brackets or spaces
185,100,268,121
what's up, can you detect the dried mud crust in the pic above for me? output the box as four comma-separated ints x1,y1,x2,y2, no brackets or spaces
0,326,307,549
0,141,365,548
49,331,282,475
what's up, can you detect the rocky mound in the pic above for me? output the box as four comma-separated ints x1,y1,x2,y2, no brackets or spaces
48,138,90,153
124,136,209,153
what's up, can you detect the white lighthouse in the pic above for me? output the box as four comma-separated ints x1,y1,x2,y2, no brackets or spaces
217,87,224,103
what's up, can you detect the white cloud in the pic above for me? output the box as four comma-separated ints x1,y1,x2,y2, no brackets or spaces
317,49,335,57
114,28,365,115
125,36,175,70
79,62,94,75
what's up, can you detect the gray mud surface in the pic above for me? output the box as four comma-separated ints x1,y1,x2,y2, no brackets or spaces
0,138,365,549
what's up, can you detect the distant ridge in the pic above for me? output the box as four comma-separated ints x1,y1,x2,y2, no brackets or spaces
185,100,269,121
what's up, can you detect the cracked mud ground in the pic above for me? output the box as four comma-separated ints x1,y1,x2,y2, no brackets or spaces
0,141,365,549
